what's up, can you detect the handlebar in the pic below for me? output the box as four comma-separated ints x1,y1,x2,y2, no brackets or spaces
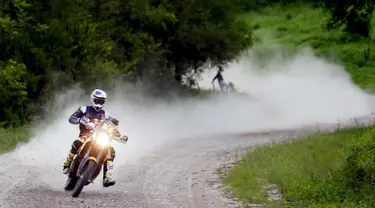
79,117,127,144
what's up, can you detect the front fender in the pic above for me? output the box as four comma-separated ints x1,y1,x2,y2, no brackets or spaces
76,145,95,178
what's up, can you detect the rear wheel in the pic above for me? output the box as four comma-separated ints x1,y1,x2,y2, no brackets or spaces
65,158,79,191
71,160,96,197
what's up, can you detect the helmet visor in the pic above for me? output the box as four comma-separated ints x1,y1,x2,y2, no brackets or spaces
93,98,105,105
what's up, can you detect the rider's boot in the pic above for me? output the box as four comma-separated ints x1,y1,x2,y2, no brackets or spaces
102,160,116,187
63,152,75,174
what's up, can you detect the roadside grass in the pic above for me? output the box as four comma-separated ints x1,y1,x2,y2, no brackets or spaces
224,7,375,205
245,3,375,90
0,126,31,154
224,125,375,207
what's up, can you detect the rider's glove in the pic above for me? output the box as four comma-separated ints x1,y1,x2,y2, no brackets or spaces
112,118,119,126
80,116,90,124
86,122,96,130
119,135,128,143
80,116,95,130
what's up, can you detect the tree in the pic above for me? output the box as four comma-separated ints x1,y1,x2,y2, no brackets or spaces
141,0,253,83
0,60,28,127
324,0,375,38
0,0,254,126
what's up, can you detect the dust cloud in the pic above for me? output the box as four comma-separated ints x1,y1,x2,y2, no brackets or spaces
6,47,375,189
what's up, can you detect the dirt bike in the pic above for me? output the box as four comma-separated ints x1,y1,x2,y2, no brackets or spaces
64,117,127,197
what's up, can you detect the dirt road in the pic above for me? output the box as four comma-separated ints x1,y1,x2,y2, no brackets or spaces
0,117,373,208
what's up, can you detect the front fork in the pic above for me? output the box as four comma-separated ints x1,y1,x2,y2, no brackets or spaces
90,147,109,181
74,145,109,183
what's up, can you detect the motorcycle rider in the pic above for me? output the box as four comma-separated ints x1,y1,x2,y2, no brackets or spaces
62,89,128,187
212,66,227,91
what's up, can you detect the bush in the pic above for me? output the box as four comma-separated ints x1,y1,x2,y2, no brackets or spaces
343,128,375,197
0,60,28,127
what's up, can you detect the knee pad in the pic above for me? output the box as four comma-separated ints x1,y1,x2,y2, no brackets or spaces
107,146,116,160
72,140,83,151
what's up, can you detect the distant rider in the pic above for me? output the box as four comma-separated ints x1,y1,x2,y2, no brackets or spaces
212,66,227,91
62,89,128,187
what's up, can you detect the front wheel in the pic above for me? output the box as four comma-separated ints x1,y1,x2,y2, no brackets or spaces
71,160,96,197
64,177,78,191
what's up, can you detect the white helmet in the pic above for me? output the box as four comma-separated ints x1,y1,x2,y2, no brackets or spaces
90,89,107,112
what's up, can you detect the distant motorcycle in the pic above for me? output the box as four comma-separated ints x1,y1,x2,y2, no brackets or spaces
64,117,127,197
211,81,252,99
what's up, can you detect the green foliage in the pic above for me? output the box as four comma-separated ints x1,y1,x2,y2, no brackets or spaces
247,4,375,89
224,126,375,207
222,4,375,206
0,126,31,153
0,60,28,127
144,0,252,82
0,0,253,126
223,4,375,206
324,0,375,37
238,0,322,11
344,128,375,194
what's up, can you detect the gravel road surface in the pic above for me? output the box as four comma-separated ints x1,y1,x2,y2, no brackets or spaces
0,116,373,208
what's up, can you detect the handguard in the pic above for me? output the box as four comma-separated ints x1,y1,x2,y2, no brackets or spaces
115,135,128,144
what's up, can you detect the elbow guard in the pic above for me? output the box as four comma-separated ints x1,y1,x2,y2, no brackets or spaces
69,116,80,124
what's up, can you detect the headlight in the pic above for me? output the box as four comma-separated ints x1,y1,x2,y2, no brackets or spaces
96,132,110,147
